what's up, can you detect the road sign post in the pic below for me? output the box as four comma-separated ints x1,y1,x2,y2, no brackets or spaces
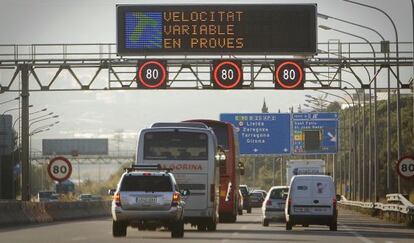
47,156,73,182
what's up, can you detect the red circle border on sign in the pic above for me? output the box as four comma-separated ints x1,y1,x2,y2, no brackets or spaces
47,156,73,182
138,60,167,88
395,156,414,180
213,61,242,89
275,61,303,89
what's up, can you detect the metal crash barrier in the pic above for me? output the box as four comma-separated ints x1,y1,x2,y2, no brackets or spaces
338,194,414,225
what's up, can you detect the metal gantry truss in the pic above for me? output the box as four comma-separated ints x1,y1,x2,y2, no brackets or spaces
0,42,412,92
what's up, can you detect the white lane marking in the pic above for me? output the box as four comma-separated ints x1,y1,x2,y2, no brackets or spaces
385,241,394,243
341,225,374,243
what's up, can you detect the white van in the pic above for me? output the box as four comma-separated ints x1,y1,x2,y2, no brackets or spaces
136,122,220,231
285,175,337,231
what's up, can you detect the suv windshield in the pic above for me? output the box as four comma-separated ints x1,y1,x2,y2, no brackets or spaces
269,188,289,199
144,131,208,160
120,175,172,192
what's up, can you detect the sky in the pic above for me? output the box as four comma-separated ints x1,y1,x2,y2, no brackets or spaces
0,0,413,154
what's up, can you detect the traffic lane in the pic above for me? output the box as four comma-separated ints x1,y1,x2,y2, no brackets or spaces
0,208,413,243
336,208,414,243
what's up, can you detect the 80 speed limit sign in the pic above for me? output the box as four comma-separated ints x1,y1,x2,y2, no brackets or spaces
396,156,414,179
274,60,305,89
47,156,72,182
137,60,167,89
212,60,243,89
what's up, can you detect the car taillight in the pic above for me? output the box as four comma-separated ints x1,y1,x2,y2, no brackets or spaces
210,184,215,202
171,192,181,207
287,198,292,214
266,200,272,206
114,192,121,206
333,197,337,209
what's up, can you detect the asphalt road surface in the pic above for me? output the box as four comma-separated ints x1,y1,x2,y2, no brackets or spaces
0,208,412,243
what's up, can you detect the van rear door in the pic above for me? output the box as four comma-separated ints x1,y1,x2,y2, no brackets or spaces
290,178,313,215
309,177,333,215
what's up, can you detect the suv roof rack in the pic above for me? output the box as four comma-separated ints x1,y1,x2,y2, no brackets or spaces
125,164,172,173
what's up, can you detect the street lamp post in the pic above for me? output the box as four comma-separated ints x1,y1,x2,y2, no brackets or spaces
318,12,388,202
29,115,59,129
338,89,359,201
316,90,355,200
306,94,344,187
319,25,380,202
0,97,19,106
344,0,402,195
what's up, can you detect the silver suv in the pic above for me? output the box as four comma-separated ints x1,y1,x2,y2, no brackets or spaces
111,165,189,238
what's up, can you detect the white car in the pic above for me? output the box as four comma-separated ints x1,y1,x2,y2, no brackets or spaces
261,186,289,226
285,175,337,231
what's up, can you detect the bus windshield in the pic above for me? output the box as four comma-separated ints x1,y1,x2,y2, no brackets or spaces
143,131,208,160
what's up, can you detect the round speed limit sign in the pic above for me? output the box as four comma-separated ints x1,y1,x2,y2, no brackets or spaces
274,60,304,89
212,60,243,89
396,156,414,179
47,156,72,182
137,60,167,89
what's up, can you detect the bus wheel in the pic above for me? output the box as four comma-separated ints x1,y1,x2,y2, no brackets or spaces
206,221,217,231
207,219,217,231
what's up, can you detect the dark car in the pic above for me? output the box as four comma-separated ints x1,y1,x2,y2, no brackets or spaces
249,192,265,208
239,185,252,213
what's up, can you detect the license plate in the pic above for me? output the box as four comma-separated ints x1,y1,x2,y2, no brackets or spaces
136,197,157,205
294,207,309,212
313,207,328,212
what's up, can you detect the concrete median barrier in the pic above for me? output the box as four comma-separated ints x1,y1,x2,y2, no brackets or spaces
0,200,111,228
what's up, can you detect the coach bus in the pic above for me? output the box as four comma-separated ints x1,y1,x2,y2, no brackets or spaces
186,119,242,223
135,122,220,231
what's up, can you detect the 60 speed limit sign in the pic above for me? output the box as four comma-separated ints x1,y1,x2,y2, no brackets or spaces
47,156,72,182
396,156,414,179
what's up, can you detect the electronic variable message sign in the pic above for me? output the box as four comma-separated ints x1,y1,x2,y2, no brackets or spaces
117,4,317,55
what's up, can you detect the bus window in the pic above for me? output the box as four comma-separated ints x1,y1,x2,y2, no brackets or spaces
210,124,229,150
143,132,208,160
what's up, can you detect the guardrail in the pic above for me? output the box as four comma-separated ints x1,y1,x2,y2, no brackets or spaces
0,200,111,228
338,194,414,225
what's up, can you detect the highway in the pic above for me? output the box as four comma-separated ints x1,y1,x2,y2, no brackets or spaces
0,208,412,243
